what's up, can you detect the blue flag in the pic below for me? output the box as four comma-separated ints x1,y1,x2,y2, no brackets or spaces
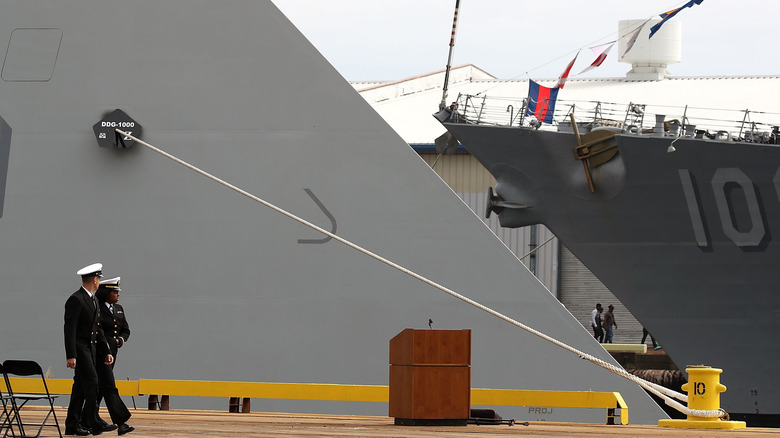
526,80,558,124
649,0,704,38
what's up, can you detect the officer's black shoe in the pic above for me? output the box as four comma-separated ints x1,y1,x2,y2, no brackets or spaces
117,423,135,435
64,426,90,436
100,423,118,432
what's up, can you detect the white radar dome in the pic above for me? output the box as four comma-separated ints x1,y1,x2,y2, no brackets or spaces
618,19,681,80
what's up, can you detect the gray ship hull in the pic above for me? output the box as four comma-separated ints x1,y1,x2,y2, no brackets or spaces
0,0,666,424
441,121,780,420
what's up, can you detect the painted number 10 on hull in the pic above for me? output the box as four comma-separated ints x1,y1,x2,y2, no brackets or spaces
679,167,780,249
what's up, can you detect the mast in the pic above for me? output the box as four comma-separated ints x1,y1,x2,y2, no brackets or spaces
439,0,461,110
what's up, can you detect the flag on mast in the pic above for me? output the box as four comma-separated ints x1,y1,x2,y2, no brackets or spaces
649,0,704,38
526,80,559,124
621,20,647,57
577,43,614,75
556,53,578,89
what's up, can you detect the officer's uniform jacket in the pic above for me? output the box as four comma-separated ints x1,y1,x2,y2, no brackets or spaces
98,302,130,357
64,287,110,360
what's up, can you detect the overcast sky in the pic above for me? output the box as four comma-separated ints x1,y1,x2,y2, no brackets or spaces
273,0,779,81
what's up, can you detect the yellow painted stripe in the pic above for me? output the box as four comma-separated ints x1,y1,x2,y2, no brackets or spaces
471,388,623,409
138,380,388,403
3,378,626,423
5,378,624,408
4,378,140,396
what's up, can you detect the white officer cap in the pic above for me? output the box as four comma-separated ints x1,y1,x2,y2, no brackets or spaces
100,276,121,291
77,262,103,277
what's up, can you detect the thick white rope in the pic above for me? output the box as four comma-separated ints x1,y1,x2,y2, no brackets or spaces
116,129,723,419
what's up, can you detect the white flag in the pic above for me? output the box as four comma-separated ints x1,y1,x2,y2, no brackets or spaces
621,21,647,58
577,43,614,75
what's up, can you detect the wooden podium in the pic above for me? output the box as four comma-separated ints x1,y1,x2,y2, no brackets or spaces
388,329,471,426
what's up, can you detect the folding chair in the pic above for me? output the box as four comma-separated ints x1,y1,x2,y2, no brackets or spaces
0,362,16,437
2,360,62,438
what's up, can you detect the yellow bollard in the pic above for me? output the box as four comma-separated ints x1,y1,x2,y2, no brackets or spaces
658,365,746,429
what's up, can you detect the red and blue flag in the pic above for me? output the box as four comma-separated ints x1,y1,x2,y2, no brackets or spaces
526,80,558,124
649,0,704,38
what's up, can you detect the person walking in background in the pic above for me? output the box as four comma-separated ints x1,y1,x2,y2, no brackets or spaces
64,263,114,436
94,277,134,435
590,303,604,342
642,327,661,350
602,304,617,343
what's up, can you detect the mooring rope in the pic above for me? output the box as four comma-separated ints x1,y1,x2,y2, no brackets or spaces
518,235,555,261
116,129,724,419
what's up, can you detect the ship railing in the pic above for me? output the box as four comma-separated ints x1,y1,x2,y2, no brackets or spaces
450,93,780,144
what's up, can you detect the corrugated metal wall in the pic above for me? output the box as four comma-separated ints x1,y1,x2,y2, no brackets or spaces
420,153,559,294
421,152,652,347
459,191,560,292
559,246,645,345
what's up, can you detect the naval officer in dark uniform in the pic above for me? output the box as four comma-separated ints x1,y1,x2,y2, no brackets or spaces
64,263,114,436
94,277,134,435
96,277,130,360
